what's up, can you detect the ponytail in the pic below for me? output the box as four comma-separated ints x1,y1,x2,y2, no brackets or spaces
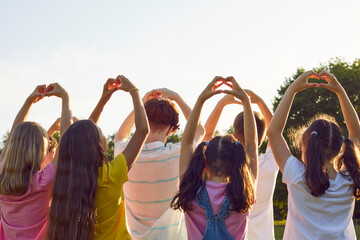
226,142,255,213
340,139,360,199
171,142,206,212
304,134,330,196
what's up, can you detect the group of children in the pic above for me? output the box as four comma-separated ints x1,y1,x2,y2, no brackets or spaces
0,70,359,240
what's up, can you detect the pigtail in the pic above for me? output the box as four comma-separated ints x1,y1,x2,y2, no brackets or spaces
226,142,255,213
171,142,206,212
304,134,330,196
340,139,360,199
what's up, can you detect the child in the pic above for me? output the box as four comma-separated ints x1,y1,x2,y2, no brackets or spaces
203,90,278,240
47,76,149,240
114,88,204,240
0,83,71,240
267,70,360,239
172,76,258,240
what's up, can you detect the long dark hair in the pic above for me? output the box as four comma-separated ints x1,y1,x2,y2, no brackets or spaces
301,114,360,198
47,120,108,240
171,135,255,213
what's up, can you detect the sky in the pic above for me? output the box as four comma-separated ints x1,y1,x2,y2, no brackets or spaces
1,0,360,145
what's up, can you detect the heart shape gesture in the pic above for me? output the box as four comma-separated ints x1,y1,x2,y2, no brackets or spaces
107,78,122,90
212,78,234,92
307,72,328,84
38,85,55,94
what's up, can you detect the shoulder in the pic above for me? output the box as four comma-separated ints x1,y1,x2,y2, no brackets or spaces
282,156,305,185
36,162,56,188
259,146,279,170
99,153,128,185
114,140,127,158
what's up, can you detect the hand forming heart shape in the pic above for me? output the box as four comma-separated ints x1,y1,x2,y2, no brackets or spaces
38,85,55,94
306,72,328,84
107,79,122,90
212,78,234,92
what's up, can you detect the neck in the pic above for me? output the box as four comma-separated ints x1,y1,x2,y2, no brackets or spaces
145,131,168,144
207,171,228,183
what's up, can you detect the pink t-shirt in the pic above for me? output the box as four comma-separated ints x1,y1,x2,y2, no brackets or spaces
185,181,249,240
0,162,55,240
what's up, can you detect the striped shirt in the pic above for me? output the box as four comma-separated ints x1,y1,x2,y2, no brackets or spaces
114,141,187,240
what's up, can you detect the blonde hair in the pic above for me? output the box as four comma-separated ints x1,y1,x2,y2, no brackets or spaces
0,122,48,195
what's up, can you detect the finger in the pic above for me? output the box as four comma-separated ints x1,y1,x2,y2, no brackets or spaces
210,76,225,86
222,90,234,95
223,81,233,89
210,90,223,96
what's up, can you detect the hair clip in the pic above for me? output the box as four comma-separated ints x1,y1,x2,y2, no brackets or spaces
235,141,241,146
311,131,318,136
204,141,209,146
342,136,346,142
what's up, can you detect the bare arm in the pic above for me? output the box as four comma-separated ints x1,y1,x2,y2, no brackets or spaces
117,76,149,171
245,89,273,127
179,77,223,178
43,83,72,167
318,70,360,142
267,71,318,173
223,78,258,180
0,85,45,162
113,90,156,144
89,78,121,124
203,95,241,141
158,88,205,144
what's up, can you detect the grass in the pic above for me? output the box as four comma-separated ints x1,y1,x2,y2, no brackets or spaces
274,221,360,240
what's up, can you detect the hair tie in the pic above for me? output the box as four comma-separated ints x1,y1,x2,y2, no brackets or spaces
342,136,346,142
235,141,240,146
204,141,209,146
311,131,318,136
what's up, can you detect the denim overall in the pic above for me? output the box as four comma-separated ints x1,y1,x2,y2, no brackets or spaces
196,185,234,240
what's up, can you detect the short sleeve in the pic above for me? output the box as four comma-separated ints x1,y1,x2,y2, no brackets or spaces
283,155,305,185
262,146,279,170
109,153,128,185
36,162,56,188
114,141,127,158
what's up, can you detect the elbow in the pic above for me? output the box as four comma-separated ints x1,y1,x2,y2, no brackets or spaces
266,126,276,140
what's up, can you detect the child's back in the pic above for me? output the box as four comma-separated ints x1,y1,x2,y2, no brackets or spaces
0,161,55,240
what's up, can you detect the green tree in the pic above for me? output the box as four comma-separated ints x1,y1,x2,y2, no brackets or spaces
105,134,116,161
272,57,360,220
166,131,183,144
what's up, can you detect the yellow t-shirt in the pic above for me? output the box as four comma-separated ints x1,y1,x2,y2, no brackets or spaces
95,153,130,240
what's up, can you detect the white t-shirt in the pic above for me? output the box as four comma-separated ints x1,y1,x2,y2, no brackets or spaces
283,155,356,240
247,147,279,240
114,141,187,240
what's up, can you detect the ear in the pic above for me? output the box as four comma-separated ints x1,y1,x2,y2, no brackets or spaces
166,126,175,136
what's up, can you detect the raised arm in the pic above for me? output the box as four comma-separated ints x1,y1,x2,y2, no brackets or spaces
267,71,318,172
179,77,223,178
319,70,360,142
203,95,241,141
0,85,45,162
113,90,158,144
245,89,273,127
117,75,149,171
89,78,121,124
157,88,205,144
43,83,72,168
223,78,258,180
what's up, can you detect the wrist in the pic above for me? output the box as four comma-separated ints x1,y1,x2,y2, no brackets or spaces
129,88,140,95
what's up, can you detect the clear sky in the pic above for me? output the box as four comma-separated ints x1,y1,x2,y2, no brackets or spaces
1,0,360,144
